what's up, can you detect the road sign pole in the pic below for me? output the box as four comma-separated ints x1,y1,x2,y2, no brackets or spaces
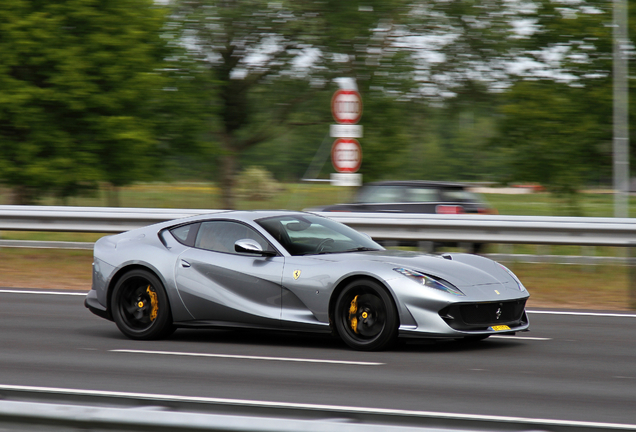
613,0,629,218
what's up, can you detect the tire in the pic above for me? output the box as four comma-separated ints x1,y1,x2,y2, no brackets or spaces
334,279,398,351
111,269,174,340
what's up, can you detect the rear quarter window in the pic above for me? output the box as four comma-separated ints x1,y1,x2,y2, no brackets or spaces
169,223,200,246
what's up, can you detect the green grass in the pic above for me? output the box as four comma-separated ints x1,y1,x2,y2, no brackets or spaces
510,263,632,311
483,191,634,217
0,182,630,216
0,182,353,211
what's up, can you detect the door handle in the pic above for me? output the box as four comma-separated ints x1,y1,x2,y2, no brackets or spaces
180,260,191,268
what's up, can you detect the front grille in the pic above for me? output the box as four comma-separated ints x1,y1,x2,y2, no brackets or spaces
439,299,527,331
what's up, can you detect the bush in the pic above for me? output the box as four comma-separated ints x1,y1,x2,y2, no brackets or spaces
235,166,282,201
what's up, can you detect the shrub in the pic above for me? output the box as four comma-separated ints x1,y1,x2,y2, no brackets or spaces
235,166,281,201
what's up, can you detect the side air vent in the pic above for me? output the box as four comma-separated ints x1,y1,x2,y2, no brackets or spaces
442,254,452,260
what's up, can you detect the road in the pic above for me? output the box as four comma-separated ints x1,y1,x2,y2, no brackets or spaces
1,289,635,427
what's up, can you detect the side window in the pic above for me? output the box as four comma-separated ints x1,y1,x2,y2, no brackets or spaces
440,188,474,202
169,223,200,247
356,186,405,203
195,221,273,255
406,188,439,203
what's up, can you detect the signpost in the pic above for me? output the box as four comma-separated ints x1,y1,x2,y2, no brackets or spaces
331,88,363,186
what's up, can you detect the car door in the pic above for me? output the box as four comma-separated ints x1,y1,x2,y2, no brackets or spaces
174,220,284,327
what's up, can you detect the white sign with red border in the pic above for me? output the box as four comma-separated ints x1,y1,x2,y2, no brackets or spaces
331,138,362,173
331,90,363,124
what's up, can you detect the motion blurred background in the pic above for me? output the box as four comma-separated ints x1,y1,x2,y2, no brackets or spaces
1,0,634,211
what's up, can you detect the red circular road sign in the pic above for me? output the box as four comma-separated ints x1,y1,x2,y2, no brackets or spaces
331,90,362,124
331,138,362,173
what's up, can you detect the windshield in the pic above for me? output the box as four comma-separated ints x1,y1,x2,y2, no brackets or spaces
257,214,383,256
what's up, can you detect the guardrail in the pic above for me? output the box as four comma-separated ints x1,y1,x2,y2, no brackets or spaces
1,384,634,432
1,205,636,247
0,399,456,432
326,213,636,247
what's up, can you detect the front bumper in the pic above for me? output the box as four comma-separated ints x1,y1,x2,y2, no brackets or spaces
84,289,111,321
439,299,528,331
396,290,530,338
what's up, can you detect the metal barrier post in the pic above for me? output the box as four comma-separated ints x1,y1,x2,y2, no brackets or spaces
630,243,636,310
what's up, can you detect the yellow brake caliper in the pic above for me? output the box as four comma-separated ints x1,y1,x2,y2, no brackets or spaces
146,285,158,322
348,295,359,333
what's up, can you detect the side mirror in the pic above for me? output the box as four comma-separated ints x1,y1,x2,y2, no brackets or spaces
234,239,275,256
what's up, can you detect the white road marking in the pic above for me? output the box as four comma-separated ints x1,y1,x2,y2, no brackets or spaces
0,384,635,431
111,349,384,366
527,310,636,318
3,290,634,318
0,289,87,296
490,335,551,341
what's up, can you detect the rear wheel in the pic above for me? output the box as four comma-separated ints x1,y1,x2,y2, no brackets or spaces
334,279,398,351
111,269,174,340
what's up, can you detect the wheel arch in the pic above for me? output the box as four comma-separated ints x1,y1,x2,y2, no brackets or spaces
328,274,400,332
106,264,165,319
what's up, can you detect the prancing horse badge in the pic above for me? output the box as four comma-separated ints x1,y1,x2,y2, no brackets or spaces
293,270,301,280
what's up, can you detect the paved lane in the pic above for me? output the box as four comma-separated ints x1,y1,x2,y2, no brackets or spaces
1,290,635,425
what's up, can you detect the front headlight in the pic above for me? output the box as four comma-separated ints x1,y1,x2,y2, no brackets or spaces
497,263,526,292
394,268,465,296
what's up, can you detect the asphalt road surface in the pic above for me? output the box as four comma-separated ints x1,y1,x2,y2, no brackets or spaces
1,289,635,426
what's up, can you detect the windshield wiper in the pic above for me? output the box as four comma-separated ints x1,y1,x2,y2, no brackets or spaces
340,247,381,253
303,247,380,256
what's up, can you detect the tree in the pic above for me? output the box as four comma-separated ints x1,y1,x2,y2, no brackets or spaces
165,0,417,209
0,0,168,205
491,0,636,212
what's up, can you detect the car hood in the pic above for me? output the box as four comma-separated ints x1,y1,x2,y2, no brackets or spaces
309,250,513,288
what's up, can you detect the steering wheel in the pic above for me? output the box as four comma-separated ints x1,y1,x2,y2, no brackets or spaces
316,238,334,253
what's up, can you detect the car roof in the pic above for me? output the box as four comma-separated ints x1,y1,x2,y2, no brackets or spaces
361,180,469,188
167,210,317,226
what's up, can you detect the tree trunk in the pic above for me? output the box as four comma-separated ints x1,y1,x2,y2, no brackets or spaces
106,184,121,207
11,186,35,205
220,151,237,209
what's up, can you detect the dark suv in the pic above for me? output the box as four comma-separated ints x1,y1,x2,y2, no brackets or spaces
306,181,495,252
307,181,495,215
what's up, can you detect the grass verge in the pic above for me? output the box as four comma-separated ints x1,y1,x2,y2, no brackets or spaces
0,249,93,291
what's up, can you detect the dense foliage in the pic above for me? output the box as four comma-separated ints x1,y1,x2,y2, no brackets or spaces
0,0,633,209
0,0,172,204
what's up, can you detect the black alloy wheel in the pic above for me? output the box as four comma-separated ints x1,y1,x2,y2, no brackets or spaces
334,279,398,351
111,269,174,340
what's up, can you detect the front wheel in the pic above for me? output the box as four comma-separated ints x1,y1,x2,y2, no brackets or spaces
111,269,174,340
334,279,398,351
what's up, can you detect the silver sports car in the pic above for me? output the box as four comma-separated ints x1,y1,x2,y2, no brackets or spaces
85,210,530,350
